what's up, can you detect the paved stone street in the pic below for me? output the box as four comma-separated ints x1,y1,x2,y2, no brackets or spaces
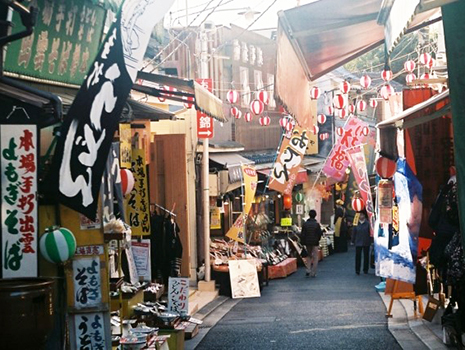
193,246,401,350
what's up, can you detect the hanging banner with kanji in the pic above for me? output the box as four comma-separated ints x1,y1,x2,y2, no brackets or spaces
51,0,175,220
226,165,257,243
347,146,375,235
72,312,107,350
119,123,132,169
168,277,189,314
1,124,38,278
73,257,102,309
126,149,150,236
322,116,370,182
268,125,310,194
196,78,214,139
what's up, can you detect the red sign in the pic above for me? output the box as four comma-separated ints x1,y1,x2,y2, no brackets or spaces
196,78,214,139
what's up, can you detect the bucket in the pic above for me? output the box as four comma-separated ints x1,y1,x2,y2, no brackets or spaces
0,278,55,350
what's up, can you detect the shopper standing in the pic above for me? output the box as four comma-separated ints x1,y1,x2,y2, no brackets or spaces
300,209,323,277
352,211,371,275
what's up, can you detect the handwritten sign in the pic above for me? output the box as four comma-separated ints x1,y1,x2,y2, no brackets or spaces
73,257,102,309
1,124,38,278
73,312,106,350
168,277,189,314
131,240,151,281
126,149,150,235
229,260,261,299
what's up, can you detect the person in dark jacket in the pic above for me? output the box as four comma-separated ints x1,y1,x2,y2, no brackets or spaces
301,209,323,277
352,211,371,274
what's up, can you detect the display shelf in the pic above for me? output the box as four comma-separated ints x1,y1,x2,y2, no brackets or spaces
267,257,297,279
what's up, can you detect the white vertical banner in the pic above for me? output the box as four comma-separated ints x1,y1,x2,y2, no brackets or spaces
168,277,189,314
1,124,38,278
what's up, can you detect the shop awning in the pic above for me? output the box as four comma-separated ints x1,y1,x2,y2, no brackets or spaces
376,89,450,129
209,153,254,169
125,99,175,121
133,71,226,123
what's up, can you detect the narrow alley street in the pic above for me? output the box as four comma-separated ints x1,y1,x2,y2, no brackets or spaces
191,247,401,350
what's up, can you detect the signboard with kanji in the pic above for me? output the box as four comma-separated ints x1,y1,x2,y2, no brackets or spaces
168,277,189,314
196,78,214,139
1,124,38,278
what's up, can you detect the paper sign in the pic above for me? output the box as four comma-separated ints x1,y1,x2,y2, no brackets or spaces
131,240,151,281
1,124,38,278
73,257,102,309
168,277,189,314
73,312,107,350
229,260,261,299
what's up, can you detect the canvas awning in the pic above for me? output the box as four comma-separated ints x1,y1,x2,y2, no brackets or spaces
376,89,450,129
125,99,174,121
209,153,254,169
133,71,226,122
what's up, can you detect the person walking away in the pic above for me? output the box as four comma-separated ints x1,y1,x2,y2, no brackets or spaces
334,199,345,252
352,211,371,274
300,210,323,277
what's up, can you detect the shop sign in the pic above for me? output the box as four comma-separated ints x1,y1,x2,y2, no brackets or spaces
322,116,370,182
229,259,261,299
269,124,310,195
1,124,38,278
73,257,102,309
73,312,107,350
79,213,102,230
119,123,132,169
75,245,104,257
4,0,106,85
196,78,214,139
210,207,222,229
378,180,393,224
131,240,151,281
52,0,175,221
226,165,257,243
280,217,292,226
168,277,189,314
346,146,375,235
126,149,150,235
102,142,126,224
296,204,304,215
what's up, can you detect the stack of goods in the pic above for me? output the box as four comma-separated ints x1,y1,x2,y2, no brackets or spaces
209,239,263,272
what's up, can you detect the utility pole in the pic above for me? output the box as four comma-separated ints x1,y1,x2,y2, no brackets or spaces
200,26,211,282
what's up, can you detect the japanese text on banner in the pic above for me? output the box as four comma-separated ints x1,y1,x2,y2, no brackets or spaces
168,277,189,314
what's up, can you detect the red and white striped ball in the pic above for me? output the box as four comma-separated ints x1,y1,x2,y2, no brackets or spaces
360,74,371,89
336,127,344,137
375,157,397,178
121,169,135,196
312,125,319,135
259,116,271,126
227,89,239,104
244,112,253,122
420,73,430,80
250,99,265,115
319,133,325,141
348,104,356,114
338,108,347,119
381,69,393,81
317,114,327,124
333,94,346,109
352,197,365,212
362,126,369,137
327,106,334,115
257,90,269,105
404,60,416,72
406,73,416,84
340,80,351,94
419,52,432,66
310,86,321,99
285,120,294,132
427,58,435,69
357,100,367,112
380,84,395,100
231,106,241,119
279,116,290,128
369,99,378,108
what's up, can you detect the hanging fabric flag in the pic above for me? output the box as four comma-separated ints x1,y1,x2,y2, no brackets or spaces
322,115,370,182
268,124,310,194
346,146,375,235
51,0,175,220
226,165,258,243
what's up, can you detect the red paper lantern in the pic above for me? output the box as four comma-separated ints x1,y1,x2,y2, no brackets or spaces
338,108,347,119
333,94,346,109
381,69,393,81
380,84,395,100
427,58,435,69
319,134,325,141
360,74,371,89
317,114,327,124
231,106,241,119
259,116,271,126
404,60,416,72
369,99,378,108
326,106,334,115
257,90,269,105
357,100,367,112
279,116,289,128
226,89,239,104
336,127,344,137
351,197,365,212
362,126,369,137
312,125,319,135
283,194,292,210
310,86,321,99
375,157,397,179
340,80,351,94
406,73,416,84
325,133,330,140
419,52,432,66
285,120,294,132
348,104,356,114
420,73,430,80
121,169,135,196
250,99,264,115
244,112,253,122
